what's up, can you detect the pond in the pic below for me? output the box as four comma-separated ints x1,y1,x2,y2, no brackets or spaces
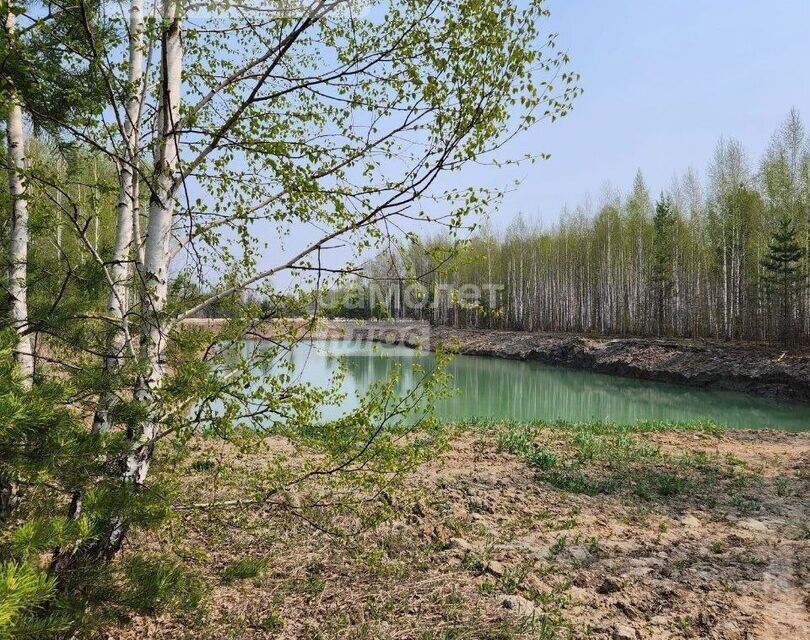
263,340,810,431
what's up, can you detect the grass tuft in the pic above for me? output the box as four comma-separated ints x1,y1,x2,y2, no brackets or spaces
221,556,269,583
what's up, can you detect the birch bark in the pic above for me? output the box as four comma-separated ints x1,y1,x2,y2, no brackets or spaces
1,2,29,517
96,0,182,558
4,5,33,386
126,0,183,484
93,0,146,433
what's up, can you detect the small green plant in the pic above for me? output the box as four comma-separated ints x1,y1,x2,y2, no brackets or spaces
221,556,269,583
725,453,746,467
496,424,536,455
734,553,767,566
526,447,559,471
547,535,568,560
546,471,617,496
652,472,690,497
497,563,532,593
547,516,578,531
461,552,488,573
190,459,217,473
674,615,694,634
305,574,327,596
729,494,762,515
303,561,327,595
718,579,740,593
256,609,284,632
479,580,495,595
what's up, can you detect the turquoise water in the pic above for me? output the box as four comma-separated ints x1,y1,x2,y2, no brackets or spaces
265,340,809,431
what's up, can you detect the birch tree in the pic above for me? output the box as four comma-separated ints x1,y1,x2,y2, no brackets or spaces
93,0,148,434
2,1,33,383
0,0,579,633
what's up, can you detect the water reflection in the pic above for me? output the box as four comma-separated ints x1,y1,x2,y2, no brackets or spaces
266,340,810,431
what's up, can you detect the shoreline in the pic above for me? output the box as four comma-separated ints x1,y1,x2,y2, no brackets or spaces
183,319,810,403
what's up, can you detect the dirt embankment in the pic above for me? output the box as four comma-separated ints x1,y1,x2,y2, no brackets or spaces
395,326,810,402
182,319,810,402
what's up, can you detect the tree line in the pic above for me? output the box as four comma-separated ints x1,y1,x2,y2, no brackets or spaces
357,111,809,344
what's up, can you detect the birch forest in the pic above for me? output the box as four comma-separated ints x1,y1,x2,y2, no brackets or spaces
397,111,810,343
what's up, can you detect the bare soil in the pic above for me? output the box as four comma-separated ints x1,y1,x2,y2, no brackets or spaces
112,426,809,640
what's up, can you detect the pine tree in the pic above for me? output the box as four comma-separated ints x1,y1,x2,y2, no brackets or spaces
651,194,675,335
761,216,806,343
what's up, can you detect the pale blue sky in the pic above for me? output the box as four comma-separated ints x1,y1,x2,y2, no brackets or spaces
490,0,810,226
201,1,810,288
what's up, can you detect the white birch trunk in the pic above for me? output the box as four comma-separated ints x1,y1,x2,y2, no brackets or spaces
93,0,146,433
97,0,183,558
1,4,30,517
56,156,64,262
127,0,183,482
4,7,33,386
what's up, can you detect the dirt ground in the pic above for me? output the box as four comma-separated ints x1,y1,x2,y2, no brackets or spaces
113,426,809,640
